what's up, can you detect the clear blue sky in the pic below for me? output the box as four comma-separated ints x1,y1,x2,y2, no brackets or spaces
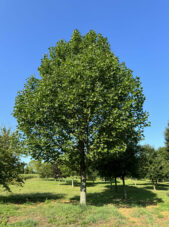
0,0,169,153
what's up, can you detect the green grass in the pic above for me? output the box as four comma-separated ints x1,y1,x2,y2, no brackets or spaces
0,176,169,226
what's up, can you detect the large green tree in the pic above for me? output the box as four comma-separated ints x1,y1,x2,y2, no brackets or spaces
0,127,23,191
13,30,148,204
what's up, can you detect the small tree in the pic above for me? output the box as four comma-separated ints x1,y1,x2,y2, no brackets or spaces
52,163,63,180
0,127,23,191
87,166,98,183
25,160,37,174
38,162,53,179
29,160,42,174
139,145,169,190
95,142,139,198
95,154,117,189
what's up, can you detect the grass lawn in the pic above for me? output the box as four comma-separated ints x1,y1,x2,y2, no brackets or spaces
0,175,169,226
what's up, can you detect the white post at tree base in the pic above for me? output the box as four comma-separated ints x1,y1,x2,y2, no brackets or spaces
80,191,86,205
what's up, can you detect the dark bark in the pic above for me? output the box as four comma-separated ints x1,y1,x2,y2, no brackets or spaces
115,177,118,191
122,176,127,199
110,178,113,190
152,179,157,191
134,179,137,186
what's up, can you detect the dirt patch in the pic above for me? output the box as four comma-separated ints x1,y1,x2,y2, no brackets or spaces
146,205,157,209
8,216,27,224
118,207,141,226
60,199,78,204
161,211,169,216
33,215,49,227
8,214,49,227
161,211,169,222
88,207,141,226
119,207,169,227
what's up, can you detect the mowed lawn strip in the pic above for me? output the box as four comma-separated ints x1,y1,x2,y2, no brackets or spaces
0,175,169,226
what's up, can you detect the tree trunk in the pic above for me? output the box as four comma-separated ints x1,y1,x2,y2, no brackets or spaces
152,180,156,191
134,179,137,186
72,177,74,188
122,176,127,199
79,140,87,205
110,178,113,190
115,177,118,191
80,174,86,205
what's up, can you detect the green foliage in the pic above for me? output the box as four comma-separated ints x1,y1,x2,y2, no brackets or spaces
14,29,148,158
0,127,24,191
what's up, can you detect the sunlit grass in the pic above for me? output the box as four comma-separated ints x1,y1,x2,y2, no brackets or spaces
0,175,169,226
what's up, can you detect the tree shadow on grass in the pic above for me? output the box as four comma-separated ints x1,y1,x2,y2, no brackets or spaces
143,185,169,191
23,175,38,180
61,180,120,187
135,182,169,191
0,192,65,204
61,181,96,187
70,185,163,207
137,182,169,186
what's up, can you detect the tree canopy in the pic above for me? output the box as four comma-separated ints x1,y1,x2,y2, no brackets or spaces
13,30,149,204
